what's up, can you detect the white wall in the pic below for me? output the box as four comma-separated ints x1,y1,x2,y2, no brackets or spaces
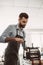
0,0,43,56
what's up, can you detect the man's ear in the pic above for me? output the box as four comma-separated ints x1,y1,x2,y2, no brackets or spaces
18,18,21,22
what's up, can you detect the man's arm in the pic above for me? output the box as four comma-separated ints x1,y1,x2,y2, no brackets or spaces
0,25,12,43
5,37,24,43
0,25,24,43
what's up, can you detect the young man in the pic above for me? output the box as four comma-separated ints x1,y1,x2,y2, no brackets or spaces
0,12,29,65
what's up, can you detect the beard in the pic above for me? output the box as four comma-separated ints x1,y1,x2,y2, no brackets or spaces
19,23,25,28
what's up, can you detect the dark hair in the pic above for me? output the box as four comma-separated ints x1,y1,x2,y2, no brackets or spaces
19,12,29,19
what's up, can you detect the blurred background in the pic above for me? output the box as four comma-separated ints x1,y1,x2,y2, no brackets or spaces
0,0,43,65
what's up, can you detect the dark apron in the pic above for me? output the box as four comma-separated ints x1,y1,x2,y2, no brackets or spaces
4,28,25,65
4,41,20,65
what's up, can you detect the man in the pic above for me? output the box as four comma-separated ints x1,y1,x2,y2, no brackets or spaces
0,12,29,65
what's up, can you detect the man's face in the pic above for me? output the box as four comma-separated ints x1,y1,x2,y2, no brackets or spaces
19,17,28,28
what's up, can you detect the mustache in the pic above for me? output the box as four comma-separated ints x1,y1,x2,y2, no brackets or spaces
20,24,25,28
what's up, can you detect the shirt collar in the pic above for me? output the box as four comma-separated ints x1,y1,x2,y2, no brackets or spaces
16,24,23,30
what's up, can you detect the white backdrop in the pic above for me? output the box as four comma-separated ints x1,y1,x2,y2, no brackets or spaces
0,0,43,56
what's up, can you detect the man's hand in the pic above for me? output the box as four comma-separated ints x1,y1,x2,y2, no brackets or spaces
5,37,24,44
15,37,24,44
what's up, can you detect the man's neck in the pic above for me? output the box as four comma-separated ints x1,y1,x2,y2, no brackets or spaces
18,24,23,30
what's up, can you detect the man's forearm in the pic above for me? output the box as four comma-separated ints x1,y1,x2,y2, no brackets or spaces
5,37,16,42
5,37,24,43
